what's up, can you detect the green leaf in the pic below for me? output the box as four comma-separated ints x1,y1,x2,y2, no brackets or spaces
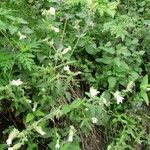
60,142,80,150
108,77,116,90
61,105,71,115
35,111,45,117
85,43,97,55
26,113,34,123
101,56,112,64
140,75,148,91
9,26,18,35
140,91,149,105
70,99,84,109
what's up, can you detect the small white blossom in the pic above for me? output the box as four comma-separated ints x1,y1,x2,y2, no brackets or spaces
68,126,76,142
32,102,38,112
62,46,72,54
6,128,19,145
68,134,73,142
10,79,23,86
147,88,150,91
34,126,46,135
91,117,98,124
19,34,26,40
8,147,13,150
55,139,60,149
52,27,59,33
47,7,55,16
6,139,12,146
18,32,26,40
90,87,100,97
64,65,70,71
26,99,32,103
114,90,124,104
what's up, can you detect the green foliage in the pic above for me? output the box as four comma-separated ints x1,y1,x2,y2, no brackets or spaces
0,0,150,150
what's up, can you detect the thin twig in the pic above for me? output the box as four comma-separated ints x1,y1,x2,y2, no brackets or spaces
61,18,68,44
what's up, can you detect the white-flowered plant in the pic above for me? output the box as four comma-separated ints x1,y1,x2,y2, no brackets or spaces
52,26,60,33
64,65,70,72
55,139,60,149
10,79,23,86
18,32,27,40
47,7,56,16
91,117,98,124
68,126,76,142
6,128,19,145
34,126,46,135
32,102,38,112
114,90,124,104
90,87,100,97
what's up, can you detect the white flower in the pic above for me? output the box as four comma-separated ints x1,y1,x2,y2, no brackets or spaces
114,90,124,104
18,32,26,40
6,128,19,145
90,87,100,97
52,27,59,33
8,147,13,150
27,100,32,103
47,7,55,16
68,126,76,142
91,117,98,124
55,139,60,149
34,126,46,135
10,79,23,86
6,139,12,146
62,46,72,54
19,34,26,40
147,88,150,91
64,65,70,71
32,102,37,112
68,134,73,142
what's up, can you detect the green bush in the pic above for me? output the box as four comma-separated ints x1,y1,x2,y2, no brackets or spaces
0,0,150,150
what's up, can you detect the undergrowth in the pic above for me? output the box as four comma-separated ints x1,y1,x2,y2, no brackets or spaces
0,0,150,150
